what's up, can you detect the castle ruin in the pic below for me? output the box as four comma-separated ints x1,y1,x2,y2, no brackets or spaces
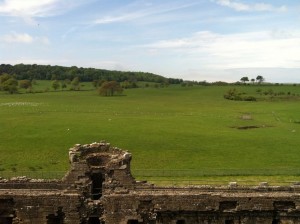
1,142,300,223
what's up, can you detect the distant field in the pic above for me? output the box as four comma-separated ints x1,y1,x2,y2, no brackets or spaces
1,82,300,184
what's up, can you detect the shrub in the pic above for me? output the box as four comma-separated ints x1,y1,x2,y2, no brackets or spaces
224,88,256,101
243,96,256,101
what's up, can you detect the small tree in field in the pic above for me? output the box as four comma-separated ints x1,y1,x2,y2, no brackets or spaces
52,80,60,91
256,75,264,84
98,81,123,96
0,73,18,94
0,73,11,85
240,76,249,84
92,80,99,89
61,80,67,90
71,77,80,90
4,78,18,94
19,80,32,90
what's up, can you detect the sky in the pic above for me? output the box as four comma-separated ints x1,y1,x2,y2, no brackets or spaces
0,0,300,83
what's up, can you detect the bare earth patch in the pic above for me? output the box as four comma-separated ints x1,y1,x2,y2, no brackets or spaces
231,125,273,130
240,114,252,120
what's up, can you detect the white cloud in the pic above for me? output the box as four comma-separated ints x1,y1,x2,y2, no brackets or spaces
94,13,142,25
1,32,49,44
0,0,90,17
0,0,58,16
214,0,287,12
93,2,198,25
91,60,129,71
216,0,249,11
2,33,33,43
144,30,300,70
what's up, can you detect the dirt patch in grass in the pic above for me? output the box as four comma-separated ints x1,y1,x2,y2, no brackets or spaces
237,125,259,130
231,125,273,130
240,114,252,120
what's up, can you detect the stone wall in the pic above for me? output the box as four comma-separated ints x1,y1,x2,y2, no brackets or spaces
1,142,300,224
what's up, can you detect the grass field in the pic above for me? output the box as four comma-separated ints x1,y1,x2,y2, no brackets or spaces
1,82,300,184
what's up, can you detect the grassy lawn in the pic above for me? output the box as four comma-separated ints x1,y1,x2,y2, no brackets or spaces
1,82,300,184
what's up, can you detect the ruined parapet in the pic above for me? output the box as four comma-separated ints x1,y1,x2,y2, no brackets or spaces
2,141,300,223
62,139,140,219
64,142,136,188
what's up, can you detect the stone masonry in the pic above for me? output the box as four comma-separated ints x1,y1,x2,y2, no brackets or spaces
1,142,300,223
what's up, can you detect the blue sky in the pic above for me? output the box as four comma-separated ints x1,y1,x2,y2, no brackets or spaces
0,0,300,82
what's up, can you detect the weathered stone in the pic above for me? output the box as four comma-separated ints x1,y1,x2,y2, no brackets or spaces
229,182,238,188
259,182,269,187
1,142,300,223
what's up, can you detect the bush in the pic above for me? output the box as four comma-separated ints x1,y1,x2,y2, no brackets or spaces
243,96,256,101
181,83,187,87
224,88,256,101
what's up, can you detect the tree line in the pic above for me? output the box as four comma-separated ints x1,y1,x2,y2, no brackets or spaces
0,72,123,96
0,63,183,84
240,75,265,84
0,63,184,95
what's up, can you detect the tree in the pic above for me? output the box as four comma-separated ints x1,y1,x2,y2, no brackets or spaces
251,78,255,84
92,80,99,89
98,79,106,87
71,77,80,90
256,75,264,84
61,80,67,90
121,80,139,89
5,78,18,94
0,73,18,94
0,63,168,83
52,80,60,91
64,79,71,84
240,76,249,84
19,80,32,89
31,79,37,85
51,74,58,80
0,73,11,85
98,81,123,96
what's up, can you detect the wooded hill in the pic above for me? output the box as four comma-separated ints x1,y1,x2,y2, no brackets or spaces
0,64,183,84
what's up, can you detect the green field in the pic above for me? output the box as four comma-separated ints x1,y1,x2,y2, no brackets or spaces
1,82,300,185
